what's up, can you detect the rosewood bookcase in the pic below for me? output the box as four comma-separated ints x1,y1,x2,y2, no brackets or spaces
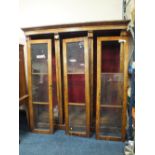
22,20,130,141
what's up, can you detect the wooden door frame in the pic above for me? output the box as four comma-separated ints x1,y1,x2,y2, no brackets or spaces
54,33,63,125
88,31,94,133
27,39,54,134
96,36,128,141
63,37,90,137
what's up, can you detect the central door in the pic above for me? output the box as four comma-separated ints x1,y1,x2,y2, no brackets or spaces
63,37,90,137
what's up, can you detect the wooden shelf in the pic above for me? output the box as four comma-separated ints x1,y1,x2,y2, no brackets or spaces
32,72,48,75
69,102,85,106
33,102,49,105
67,72,85,75
100,104,122,108
101,72,123,74
19,94,29,105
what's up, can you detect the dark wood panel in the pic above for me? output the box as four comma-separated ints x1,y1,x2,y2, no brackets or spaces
19,44,27,98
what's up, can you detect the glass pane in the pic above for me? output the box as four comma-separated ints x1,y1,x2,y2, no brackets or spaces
101,73,123,105
31,43,48,73
52,52,59,123
32,75,48,102
67,41,85,73
101,41,120,73
33,104,49,129
100,108,122,137
68,106,86,132
68,74,85,103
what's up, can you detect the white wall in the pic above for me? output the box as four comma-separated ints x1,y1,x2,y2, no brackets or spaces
19,0,123,61
19,0,123,86
19,0,123,28
19,0,123,42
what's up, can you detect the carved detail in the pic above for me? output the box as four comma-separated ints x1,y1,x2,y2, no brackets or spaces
88,31,93,38
54,33,59,40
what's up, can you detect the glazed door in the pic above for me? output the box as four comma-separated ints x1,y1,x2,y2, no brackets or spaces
96,36,128,141
28,40,53,133
63,37,90,137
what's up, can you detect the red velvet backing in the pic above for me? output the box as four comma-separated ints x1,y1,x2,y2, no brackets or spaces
101,41,120,73
52,51,58,107
68,74,85,103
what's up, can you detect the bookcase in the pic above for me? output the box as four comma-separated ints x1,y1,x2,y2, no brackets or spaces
23,20,130,141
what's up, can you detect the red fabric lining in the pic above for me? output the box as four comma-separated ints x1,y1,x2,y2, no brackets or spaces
68,74,85,103
52,52,58,107
101,42,120,73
